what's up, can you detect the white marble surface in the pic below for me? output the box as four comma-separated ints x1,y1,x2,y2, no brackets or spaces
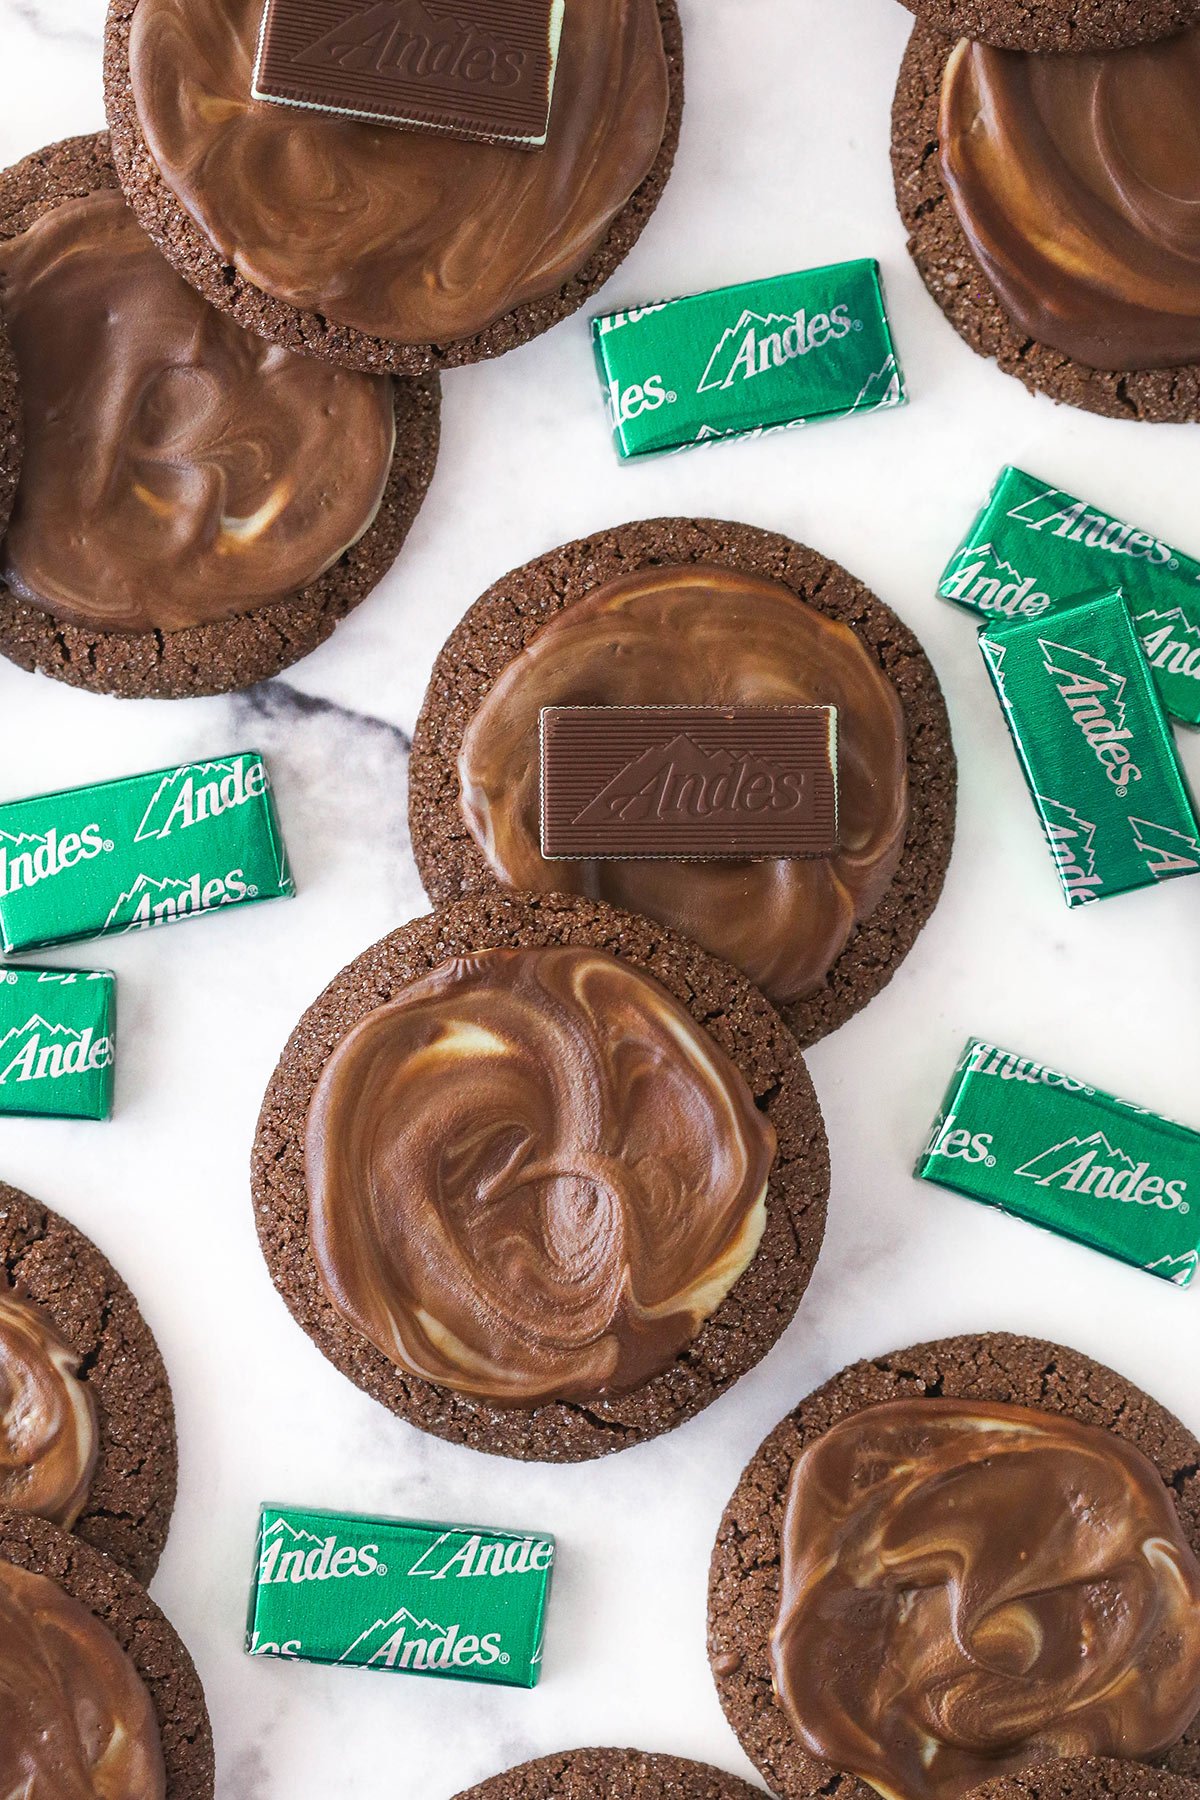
2,1,1200,1795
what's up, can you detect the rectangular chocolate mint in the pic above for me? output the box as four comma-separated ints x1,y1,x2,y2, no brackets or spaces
539,706,839,860
252,0,566,147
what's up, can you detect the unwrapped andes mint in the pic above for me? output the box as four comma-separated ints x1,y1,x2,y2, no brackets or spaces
0,751,294,953
941,466,1200,727
0,967,115,1120
917,1038,1200,1285
246,1504,554,1687
592,259,905,460
980,587,1200,905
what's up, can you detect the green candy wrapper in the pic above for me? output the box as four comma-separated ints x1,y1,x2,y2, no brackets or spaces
0,966,116,1120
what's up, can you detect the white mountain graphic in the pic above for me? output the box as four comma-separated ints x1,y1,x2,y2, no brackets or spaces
103,873,194,932
1146,1250,1199,1287
261,1516,328,1551
980,635,1013,709
1039,795,1099,885
339,1606,448,1666
1129,816,1200,880
951,543,1027,590
697,311,802,393
1136,605,1200,647
1038,636,1129,733
0,829,49,851
0,1014,81,1056
850,354,903,412
134,759,244,842
1016,1131,1133,1186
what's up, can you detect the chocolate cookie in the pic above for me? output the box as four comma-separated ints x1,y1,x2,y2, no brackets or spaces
252,889,829,1462
0,132,439,700
409,518,956,1048
897,0,1200,52
102,0,683,375
0,1182,177,1585
0,310,19,542
708,1333,1200,1800
965,1763,1200,1800
452,1748,765,1800
892,25,1200,421
0,1509,214,1798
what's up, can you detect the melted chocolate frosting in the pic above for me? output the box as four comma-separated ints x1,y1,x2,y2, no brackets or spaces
0,1287,98,1529
127,0,670,344
0,1560,166,1798
457,564,909,1007
305,945,775,1405
0,188,395,633
939,27,1200,371
771,1398,1200,1800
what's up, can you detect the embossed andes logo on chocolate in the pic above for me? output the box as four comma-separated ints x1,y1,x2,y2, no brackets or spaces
133,757,269,843
1017,1130,1190,1213
697,303,858,394
1038,638,1142,797
0,824,112,901
253,0,564,146
539,705,839,860
0,1015,114,1089
1007,488,1176,570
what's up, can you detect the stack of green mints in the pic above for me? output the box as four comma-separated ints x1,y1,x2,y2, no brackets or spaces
916,470,1200,1288
0,751,293,1119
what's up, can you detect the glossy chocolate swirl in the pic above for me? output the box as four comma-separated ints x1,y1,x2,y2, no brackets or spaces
0,1560,166,1799
771,1398,1200,1800
457,565,909,1007
939,27,1200,371
0,1287,98,1529
127,0,670,344
0,188,395,634
306,945,775,1405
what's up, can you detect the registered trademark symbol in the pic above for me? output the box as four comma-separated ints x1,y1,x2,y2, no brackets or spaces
376,1564,388,1576
499,1653,510,1664
852,319,863,331
1169,558,1180,570
985,1156,996,1168
667,392,677,403
103,840,114,853
1182,1204,1191,1217
249,885,259,897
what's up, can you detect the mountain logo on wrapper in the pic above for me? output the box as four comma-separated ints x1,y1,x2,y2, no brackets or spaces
1039,796,1102,903
0,824,112,901
0,1014,114,1090
1136,608,1200,687
339,1607,509,1673
258,1517,388,1586
1006,488,1176,569
941,545,1052,620
696,304,857,394
1038,637,1140,796
103,870,258,932
1016,1130,1190,1212
133,757,270,843
1129,816,1200,880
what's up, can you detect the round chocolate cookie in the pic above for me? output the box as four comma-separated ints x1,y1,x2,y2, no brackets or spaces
0,1182,177,1586
897,0,1200,52
0,132,439,700
102,0,683,375
0,1509,213,1798
965,1763,1200,1800
892,24,1200,421
252,889,829,1462
409,518,955,1048
0,310,19,543
452,1748,765,1800
708,1333,1200,1800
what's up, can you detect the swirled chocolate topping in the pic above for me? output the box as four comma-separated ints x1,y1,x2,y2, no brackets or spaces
127,0,670,344
770,1398,1200,1800
457,565,909,1007
939,28,1200,371
0,1287,98,1529
0,1559,166,1799
0,188,395,634
305,945,775,1405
